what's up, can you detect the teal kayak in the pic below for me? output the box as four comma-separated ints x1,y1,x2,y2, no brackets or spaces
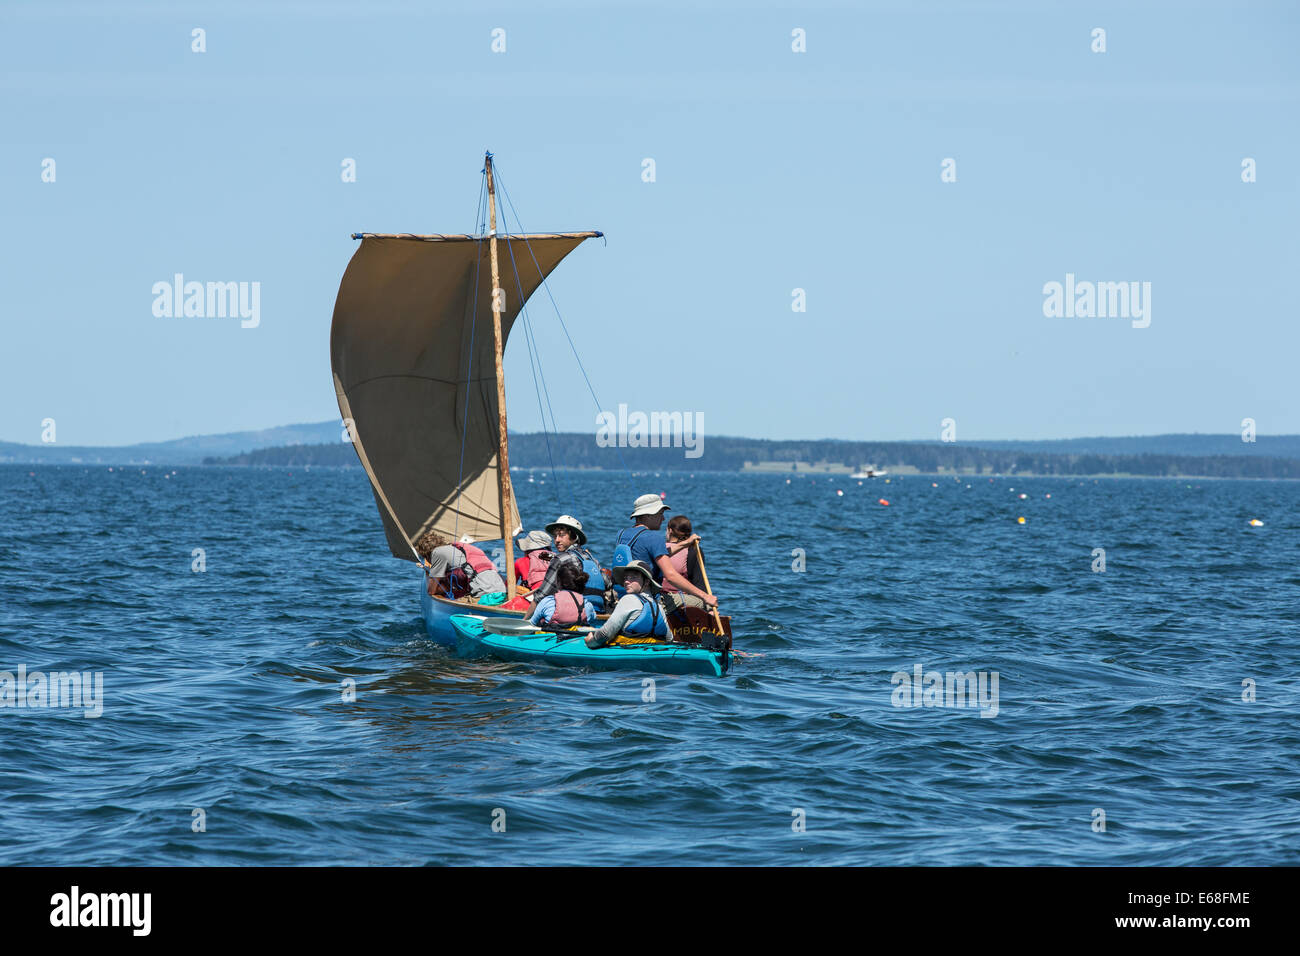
448,614,730,677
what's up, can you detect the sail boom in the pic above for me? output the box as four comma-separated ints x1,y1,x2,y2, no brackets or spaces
351,231,602,242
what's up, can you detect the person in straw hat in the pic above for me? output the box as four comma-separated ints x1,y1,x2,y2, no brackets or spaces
585,560,670,648
611,493,717,608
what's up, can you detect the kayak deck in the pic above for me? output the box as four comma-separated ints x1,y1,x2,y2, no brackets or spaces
449,615,730,677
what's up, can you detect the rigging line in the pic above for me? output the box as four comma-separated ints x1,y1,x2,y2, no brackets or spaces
455,173,489,542
497,195,565,513
500,226,565,517
492,185,565,519
470,170,486,237
518,267,566,518
494,185,554,438
492,163,635,491
502,205,577,521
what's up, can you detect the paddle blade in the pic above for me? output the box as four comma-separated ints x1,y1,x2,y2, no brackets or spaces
482,618,545,636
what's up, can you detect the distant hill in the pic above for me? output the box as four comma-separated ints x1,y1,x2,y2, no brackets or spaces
0,421,341,465
204,442,360,467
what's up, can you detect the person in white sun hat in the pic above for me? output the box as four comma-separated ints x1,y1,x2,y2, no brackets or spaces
526,514,610,611
611,493,717,608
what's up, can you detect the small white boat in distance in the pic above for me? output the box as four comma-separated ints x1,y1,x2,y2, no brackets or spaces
850,467,887,479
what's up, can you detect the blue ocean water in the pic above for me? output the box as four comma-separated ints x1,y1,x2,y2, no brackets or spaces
1,464,1298,865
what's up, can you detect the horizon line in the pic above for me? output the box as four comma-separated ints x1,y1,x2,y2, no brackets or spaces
2,421,1297,450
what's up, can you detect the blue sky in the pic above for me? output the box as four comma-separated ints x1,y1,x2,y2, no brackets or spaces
2,0,1296,446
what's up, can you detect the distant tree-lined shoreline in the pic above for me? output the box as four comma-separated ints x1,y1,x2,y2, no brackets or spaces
200,435,1300,479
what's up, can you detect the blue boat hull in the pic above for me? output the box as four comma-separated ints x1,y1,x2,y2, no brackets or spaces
449,614,730,677
420,578,527,647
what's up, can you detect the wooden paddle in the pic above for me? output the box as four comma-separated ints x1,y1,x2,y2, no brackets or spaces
691,540,726,635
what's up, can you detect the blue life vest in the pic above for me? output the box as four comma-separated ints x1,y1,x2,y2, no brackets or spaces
569,546,608,612
612,527,649,569
611,527,651,600
622,594,668,638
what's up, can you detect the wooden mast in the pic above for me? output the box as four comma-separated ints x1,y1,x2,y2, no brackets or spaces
484,152,516,598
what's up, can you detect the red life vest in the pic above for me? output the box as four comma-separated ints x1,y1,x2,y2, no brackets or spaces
548,589,585,626
445,542,498,596
524,549,554,589
453,542,497,577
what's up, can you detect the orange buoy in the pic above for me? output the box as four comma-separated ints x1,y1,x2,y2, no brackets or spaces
878,498,890,506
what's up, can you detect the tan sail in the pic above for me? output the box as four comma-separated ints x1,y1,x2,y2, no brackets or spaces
331,231,599,560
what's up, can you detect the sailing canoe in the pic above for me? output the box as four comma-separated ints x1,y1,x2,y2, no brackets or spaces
449,615,731,677
332,155,735,673
421,581,528,647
